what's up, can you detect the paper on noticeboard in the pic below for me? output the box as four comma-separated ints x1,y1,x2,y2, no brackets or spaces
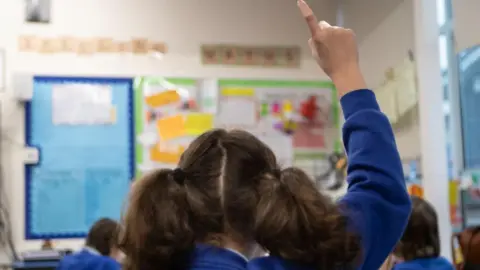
52,84,114,125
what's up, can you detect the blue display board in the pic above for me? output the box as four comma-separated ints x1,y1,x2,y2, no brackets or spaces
25,76,134,239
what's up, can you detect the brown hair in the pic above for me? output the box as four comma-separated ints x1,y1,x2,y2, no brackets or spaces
120,129,361,270
86,218,120,256
255,167,360,268
394,196,440,261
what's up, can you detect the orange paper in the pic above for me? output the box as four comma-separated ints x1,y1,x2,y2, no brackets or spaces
157,115,185,141
145,90,181,108
150,145,181,164
408,184,423,198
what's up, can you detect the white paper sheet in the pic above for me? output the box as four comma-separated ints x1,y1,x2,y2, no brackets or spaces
257,135,294,167
52,84,114,125
216,97,256,128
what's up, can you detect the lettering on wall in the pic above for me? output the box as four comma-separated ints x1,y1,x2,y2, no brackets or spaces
18,35,168,56
201,45,301,68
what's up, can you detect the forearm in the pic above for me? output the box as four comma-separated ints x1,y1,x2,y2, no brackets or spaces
331,65,367,98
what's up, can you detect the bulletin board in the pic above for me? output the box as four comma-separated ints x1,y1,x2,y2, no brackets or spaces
135,77,340,175
216,79,341,168
134,77,216,174
25,76,134,239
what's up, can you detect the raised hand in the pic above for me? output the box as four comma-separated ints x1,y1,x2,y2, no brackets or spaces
297,0,366,96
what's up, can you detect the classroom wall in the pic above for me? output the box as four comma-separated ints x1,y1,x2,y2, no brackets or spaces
453,0,480,52
0,0,340,254
349,0,480,160
346,0,420,160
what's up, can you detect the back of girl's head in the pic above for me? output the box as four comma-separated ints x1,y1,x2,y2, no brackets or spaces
86,218,120,256
394,196,439,260
119,129,278,270
254,167,361,268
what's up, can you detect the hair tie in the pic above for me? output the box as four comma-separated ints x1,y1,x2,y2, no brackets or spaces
171,168,186,185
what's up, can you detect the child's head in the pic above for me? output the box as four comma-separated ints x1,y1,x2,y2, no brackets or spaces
120,129,360,270
394,196,439,261
86,218,121,258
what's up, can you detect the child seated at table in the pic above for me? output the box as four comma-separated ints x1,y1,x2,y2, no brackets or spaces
390,196,454,270
57,218,122,270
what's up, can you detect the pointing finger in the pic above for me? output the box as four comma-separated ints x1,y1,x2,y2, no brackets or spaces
297,0,319,36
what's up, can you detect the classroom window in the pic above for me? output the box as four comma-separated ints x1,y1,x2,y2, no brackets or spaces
444,112,451,131
439,34,449,72
443,78,449,100
459,46,480,169
436,0,447,27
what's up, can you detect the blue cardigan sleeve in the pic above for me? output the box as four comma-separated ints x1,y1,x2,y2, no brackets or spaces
102,258,121,270
339,89,411,270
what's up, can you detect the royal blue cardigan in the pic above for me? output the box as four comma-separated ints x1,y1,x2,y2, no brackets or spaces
56,248,120,270
393,257,454,270
189,244,248,270
248,89,412,270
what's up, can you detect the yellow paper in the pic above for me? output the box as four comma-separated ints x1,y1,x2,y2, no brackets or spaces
221,88,254,97
453,237,464,264
185,113,214,135
145,90,181,108
283,100,293,113
157,115,185,140
449,181,459,206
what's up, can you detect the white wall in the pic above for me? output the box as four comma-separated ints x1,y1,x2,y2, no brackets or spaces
346,0,420,160
347,0,480,160
453,0,480,52
0,0,338,254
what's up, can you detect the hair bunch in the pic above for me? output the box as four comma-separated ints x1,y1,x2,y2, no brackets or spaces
254,167,361,269
120,130,227,270
119,169,194,270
